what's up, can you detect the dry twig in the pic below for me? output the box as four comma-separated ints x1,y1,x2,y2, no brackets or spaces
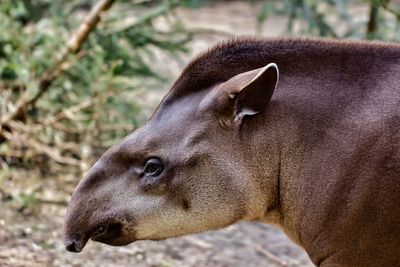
2,130,81,166
254,245,289,267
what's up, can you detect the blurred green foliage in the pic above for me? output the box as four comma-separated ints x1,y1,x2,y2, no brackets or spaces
255,0,399,41
0,0,191,176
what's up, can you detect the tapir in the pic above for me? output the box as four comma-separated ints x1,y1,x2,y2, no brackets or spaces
64,37,400,266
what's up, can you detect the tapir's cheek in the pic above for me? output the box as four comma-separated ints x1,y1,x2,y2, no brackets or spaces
138,168,175,194
142,180,167,194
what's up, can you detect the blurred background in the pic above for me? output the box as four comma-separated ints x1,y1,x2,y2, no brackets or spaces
0,0,399,266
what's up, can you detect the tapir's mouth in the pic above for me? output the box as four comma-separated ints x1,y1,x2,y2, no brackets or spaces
91,224,109,239
90,222,125,244
65,221,130,253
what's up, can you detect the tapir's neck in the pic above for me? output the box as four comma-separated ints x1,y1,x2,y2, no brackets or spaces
247,101,306,244
240,100,301,240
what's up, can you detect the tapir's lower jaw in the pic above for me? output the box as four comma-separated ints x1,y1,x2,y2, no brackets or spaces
91,235,134,247
65,221,133,252
90,222,134,247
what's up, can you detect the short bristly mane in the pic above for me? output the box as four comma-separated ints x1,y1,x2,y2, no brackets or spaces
168,36,400,98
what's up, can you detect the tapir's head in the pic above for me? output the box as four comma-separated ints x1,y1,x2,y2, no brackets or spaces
64,43,279,252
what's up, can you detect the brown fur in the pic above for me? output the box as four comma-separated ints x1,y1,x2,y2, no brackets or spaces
65,37,400,267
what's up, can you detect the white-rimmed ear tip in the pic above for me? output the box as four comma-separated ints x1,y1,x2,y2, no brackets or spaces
263,63,279,76
251,62,279,84
267,63,279,86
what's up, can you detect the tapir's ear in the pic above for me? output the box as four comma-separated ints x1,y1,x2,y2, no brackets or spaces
217,63,279,126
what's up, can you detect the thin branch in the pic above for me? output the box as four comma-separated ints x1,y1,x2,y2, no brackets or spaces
367,0,380,39
382,3,400,19
2,131,81,166
104,0,181,35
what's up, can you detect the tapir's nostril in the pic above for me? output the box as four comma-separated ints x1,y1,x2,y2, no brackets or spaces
65,240,80,253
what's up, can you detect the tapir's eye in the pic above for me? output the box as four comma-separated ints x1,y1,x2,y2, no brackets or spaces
144,158,164,176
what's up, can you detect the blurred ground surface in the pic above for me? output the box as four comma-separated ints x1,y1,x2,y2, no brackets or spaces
0,1,316,266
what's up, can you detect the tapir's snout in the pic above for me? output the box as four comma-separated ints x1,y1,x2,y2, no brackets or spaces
65,238,85,253
64,180,95,253
64,229,90,253
64,152,139,253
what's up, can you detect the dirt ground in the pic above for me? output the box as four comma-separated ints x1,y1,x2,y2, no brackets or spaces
0,1,318,267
